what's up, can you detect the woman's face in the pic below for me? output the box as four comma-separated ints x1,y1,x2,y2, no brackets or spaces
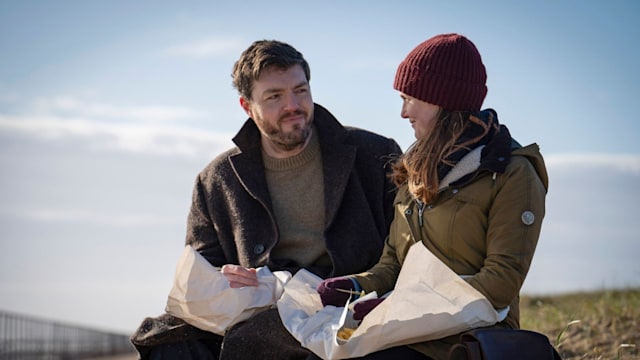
399,93,440,140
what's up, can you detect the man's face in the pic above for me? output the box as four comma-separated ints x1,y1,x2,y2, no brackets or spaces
241,64,314,157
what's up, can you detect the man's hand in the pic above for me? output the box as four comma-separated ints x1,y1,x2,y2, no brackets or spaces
221,264,259,288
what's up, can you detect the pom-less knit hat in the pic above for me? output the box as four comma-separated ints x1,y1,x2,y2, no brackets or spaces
394,33,487,112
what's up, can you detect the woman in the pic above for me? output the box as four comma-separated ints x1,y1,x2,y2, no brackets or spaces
316,33,548,359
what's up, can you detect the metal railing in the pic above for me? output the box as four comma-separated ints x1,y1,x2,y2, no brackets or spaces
0,310,135,359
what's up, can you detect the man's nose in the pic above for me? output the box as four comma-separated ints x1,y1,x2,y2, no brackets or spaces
283,92,300,111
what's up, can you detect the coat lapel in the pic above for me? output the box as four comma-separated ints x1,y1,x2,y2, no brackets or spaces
229,119,273,213
321,141,356,228
228,104,357,230
313,105,357,228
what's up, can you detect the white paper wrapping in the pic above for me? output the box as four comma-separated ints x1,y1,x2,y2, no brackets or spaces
165,245,292,335
277,242,508,359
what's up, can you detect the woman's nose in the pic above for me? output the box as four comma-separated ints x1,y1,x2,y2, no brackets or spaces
400,105,409,119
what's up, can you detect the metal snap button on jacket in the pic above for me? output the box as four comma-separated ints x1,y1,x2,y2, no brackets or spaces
521,210,535,225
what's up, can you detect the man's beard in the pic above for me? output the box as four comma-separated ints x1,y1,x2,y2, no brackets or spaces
262,110,313,151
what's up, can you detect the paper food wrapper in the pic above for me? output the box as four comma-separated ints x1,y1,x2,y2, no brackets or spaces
277,242,508,359
166,245,291,335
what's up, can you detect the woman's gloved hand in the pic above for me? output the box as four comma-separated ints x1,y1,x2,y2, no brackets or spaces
353,297,386,320
316,277,357,307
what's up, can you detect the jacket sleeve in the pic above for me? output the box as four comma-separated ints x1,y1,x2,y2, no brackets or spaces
467,156,547,309
348,139,403,294
352,236,402,295
184,173,228,267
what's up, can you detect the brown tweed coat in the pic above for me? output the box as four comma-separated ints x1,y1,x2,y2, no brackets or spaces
131,103,402,359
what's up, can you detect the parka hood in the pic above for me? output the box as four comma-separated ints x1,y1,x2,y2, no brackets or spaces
445,109,548,192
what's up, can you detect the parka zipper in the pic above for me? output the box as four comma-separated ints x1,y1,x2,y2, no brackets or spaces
417,200,425,227
403,199,422,244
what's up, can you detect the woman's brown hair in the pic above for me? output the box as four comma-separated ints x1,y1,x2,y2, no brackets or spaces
391,110,493,204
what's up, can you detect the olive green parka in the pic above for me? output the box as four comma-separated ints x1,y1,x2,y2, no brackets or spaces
353,141,548,359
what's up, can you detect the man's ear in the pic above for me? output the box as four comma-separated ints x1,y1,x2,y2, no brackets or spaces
239,97,251,116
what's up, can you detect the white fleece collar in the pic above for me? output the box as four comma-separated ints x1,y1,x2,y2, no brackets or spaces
438,145,485,190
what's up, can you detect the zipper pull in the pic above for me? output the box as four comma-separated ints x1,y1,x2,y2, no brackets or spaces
417,201,425,227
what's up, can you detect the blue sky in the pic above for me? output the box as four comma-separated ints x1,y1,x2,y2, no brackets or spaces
1,1,639,334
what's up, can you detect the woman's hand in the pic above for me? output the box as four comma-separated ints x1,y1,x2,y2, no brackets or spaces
316,277,357,307
353,297,386,320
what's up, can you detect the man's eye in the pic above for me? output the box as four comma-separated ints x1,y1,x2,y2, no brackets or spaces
267,94,280,101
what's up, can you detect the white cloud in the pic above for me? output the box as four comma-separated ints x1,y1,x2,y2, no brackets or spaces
0,95,235,158
15,208,183,227
545,152,640,174
163,36,246,58
32,95,205,123
0,113,233,157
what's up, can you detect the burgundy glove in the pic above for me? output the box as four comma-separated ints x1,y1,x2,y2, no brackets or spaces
316,277,356,307
353,297,386,321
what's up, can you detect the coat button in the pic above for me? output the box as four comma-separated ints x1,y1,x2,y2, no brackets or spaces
405,209,413,215
253,244,265,255
521,211,535,225
452,188,459,194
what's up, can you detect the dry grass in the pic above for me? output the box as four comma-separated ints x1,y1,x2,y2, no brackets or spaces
521,288,639,359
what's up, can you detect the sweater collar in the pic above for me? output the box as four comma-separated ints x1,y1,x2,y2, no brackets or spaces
262,126,320,171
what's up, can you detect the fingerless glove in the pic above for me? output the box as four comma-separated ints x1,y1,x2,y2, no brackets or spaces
316,277,358,307
353,297,386,320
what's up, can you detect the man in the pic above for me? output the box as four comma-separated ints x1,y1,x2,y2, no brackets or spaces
131,39,401,359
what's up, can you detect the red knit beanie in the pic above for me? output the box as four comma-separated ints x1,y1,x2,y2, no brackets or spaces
393,33,487,112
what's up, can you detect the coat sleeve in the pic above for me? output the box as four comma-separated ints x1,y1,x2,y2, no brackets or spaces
184,173,229,267
467,156,547,309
